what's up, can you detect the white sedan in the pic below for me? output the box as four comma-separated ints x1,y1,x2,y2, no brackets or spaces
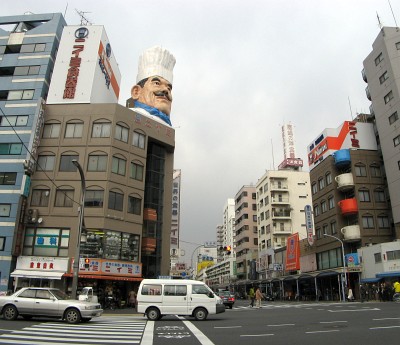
0,287,103,324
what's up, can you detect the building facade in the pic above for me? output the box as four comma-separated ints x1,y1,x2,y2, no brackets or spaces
362,27,400,238
0,13,66,293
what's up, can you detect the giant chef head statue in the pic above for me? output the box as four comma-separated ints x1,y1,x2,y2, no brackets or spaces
130,46,176,126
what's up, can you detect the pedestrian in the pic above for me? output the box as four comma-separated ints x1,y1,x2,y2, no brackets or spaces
347,287,354,301
255,287,263,308
128,290,137,309
249,287,255,307
360,284,366,303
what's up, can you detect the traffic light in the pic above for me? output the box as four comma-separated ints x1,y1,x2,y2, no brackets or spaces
84,258,90,269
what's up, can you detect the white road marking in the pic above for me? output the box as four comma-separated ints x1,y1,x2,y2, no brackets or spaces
373,317,400,321
141,320,154,345
306,330,340,334
267,324,295,327
328,308,380,312
214,326,242,329
319,321,348,324
370,326,400,330
240,333,274,337
178,316,215,345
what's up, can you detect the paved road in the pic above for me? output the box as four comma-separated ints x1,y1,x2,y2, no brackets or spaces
0,301,398,344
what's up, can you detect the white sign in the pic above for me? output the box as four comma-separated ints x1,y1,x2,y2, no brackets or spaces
305,205,314,246
16,256,69,271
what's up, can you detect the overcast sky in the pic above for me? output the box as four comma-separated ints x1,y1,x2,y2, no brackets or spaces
4,0,400,265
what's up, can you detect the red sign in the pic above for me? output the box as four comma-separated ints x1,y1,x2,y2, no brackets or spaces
285,233,300,271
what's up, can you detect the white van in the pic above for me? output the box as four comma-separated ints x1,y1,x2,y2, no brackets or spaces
137,279,225,321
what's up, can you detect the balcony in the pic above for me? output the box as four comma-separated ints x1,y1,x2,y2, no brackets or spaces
341,225,361,242
361,68,367,83
271,196,290,205
335,173,354,191
141,237,156,254
272,210,291,219
338,198,358,216
272,226,292,235
270,183,288,191
365,86,371,101
332,149,351,168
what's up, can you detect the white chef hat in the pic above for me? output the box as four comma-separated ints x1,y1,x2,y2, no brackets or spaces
136,46,176,85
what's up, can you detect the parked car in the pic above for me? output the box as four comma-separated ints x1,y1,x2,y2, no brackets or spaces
218,291,235,309
263,293,274,301
0,287,103,324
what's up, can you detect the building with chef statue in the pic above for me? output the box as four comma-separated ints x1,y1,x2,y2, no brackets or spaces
127,46,176,126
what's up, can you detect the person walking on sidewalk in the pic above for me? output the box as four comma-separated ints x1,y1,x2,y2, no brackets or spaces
249,287,255,307
256,287,263,308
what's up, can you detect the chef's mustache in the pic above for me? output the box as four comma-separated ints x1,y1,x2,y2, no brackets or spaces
154,91,172,101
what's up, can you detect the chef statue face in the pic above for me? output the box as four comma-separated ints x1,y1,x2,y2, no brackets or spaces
131,76,173,116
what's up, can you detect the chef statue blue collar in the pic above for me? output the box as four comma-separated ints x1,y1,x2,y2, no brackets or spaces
130,46,176,126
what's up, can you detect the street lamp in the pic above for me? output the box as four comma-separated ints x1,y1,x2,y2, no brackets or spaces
71,159,86,300
324,233,346,302
191,245,204,279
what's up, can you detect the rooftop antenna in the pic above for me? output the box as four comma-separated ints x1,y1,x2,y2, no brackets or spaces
64,3,68,18
376,12,383,29
75,9,92,25
388,0,398,27
348,96,354,120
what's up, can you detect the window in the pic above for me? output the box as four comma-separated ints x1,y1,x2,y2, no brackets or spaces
20,43,46,53
331,221,337,234
130,161,144,181
0,172,17,185
379,71,388,84
85,190,104,207
377,215,389,228
133,131,145,149
108,191,123,211
164,285,187,296
0,237,5,251
192,285,210,295
387,250,400,261
318,177,325,190
0,115,28,126
314,204,320,217
141,284,162,295
316,227,322,239
112,156,126,175
389,111,398,125
384,91,393,104
115,124,129,143
14,65,40,75
355,164,367,177
326,172,332,185
370,164,381,177
321,201,327,213
30,189,50,207
87,154,107,171
323,224,329,235
328,196,335,209
54,189,74,207
394,135,400,147
374,189,385,202
375,53,383,65
0,143,22,155
23,228,69,257
59,155,78,172
65,122,83,138
43,123,60,138
374,253,382,263
359,189,371,202
92,121,111,138
37,155,55,171
7,89,34,100
362,215,374,228
0,204,11,217
128,195,141,215
312,182,317,194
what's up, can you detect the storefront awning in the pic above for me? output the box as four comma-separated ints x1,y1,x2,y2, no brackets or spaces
360,277,382,283
10,270,65,280
376,271,400,278
63,273,142,281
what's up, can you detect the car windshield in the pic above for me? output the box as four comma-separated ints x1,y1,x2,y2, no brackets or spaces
50,289,70,300
220,291,230,297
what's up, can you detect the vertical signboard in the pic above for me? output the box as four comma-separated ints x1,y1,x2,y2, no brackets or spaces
285,233,300,271
305,205,314,246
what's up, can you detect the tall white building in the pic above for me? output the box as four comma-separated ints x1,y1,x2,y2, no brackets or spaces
362,27,400,238
222,199,235,258
256,170,312,278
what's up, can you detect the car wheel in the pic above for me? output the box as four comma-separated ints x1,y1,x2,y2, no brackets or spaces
146,307,160,321
3,305,18,321
194,307,208,321
64,308,81,324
